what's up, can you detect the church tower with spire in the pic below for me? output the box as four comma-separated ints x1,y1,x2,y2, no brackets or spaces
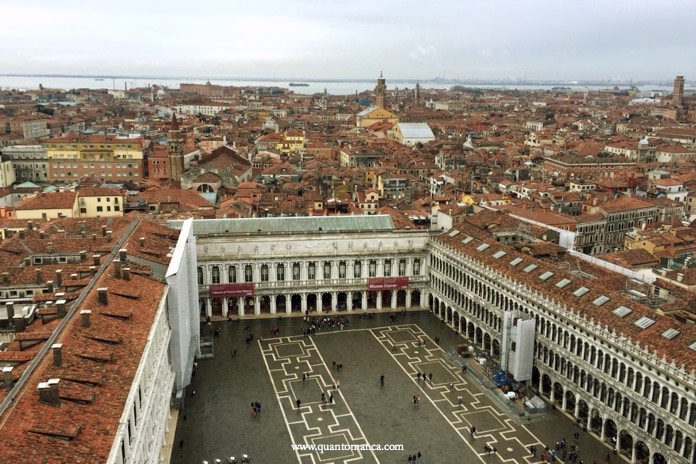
374,71,387,108
168,113,185,183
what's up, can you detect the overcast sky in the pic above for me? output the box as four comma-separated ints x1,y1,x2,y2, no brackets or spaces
1,0,695,81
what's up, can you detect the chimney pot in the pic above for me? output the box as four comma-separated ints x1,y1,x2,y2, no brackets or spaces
38,378,61,406
114,260,122,278
51,343,63,367
93,254,100,266
101,225,107,236
55,269,63,288
122,267,131,281
119,249,127,262
47,280,54,292
1,272,9,285
3,367,13,390
19,229,25,239
35,268,43,284
56,299,67,318
92,233,97,240
677,273,684,282
27,220,34,230
79,250,87,261
80,309,91,328
89,265,97,277
5,302,14,320
106,230,113,241
39,230,45,239
97,288,108,305
139,237,145,247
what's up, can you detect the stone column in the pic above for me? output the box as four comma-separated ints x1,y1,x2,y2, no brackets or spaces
270,264,277,283
600,415,606,441
347,293,353,311
406,258,413,276
286,296,292,315
301,294,307,313
270,295,277,315
205,298,212,319
254,296,260,316
376,291,383,310
562,391,567,411
222,298,229,318
362,292,368,310
406,289,412,309
574,398,580,420
377,260,384,277
631,441,637,463
391,291,397,309
332,292,338,311
420,290,427,308
238,297,244,317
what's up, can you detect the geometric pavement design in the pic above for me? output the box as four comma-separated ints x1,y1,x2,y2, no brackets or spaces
260,325,550,463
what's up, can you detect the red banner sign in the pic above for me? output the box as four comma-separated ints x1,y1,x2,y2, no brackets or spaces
368,277,409,291
209,283,255,298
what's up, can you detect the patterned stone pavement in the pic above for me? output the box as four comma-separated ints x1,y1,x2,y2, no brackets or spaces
171,311,623,464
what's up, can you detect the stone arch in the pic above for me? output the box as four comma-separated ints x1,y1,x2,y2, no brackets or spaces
492,339,501,357
541,373,552,398
259,295,271,314
565,390,576,414
396,289,407,307
603,418,617,445
337,292,348,311
577,399,589,428
618,429,633,458
411,289,421,308
276,294,286,313
307,293,318,312
634,441,649,464
483,332,492,352
589,410,602,434
291,294,302,313
553,382,563,406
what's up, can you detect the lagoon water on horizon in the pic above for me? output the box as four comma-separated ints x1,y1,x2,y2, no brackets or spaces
0,75,674,95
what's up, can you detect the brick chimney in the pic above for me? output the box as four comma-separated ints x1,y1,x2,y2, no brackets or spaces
35,269,43,284
18,229,25,239
122,267,131,281
55,269,62,288
56,299,66,318
79,250,87,261
119,249,127,262
89,265,97,277
1,272,8,285
106,230,113,241
5,302,14,321
27,220,33,230
97,288,108,305
3,367,13,390
113,260,122,278
139,237,145,247
101,225,107,236
46,280,54,292
80,309,91,328
51,343,63,367
93,254,100,266
677,273,684,282
39,230,45,239
38,378,61,406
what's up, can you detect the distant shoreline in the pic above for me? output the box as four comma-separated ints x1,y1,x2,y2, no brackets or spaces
0,73,678,87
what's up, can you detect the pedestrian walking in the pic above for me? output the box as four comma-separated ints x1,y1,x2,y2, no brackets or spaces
380,375,385,386
329,394,334,404
332,361,336,370
296,398,301,409
302,372,306,381
417,372,421,381
470,426,476,437
179,439,184,448
417,451,421,460
336,380,340,388
321,392,326,403
428,373,433,382
191,390,196,397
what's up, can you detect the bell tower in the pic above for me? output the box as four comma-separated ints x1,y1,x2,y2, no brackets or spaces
374,71,387,108
168,113,185,183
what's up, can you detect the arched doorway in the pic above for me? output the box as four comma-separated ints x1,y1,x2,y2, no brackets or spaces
337,292,347,311
541,374,552,398
211,297,223,316
589,410,602,435
291,294,302,313
553,382,563,407
565,390,576,414
352,291,363,311
367,291,377,309
429,294,434,312
483,333,492,352
475,327,483,347
492,339,501,357
276,295,286,313
532,367,541,389
577,400,589,428
652,453,666,464
446,306,453,324
259,295,271,314
634,441,649,464
396,290,407,307
467,322,475,340
453,312,460,332
321,293,332,312
381,290,392,309
604,419,617,446
411,289,421,308
307,294,317,312
618,430,633,458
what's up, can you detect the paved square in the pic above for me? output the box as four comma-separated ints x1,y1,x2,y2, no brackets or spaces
171,311,622,464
